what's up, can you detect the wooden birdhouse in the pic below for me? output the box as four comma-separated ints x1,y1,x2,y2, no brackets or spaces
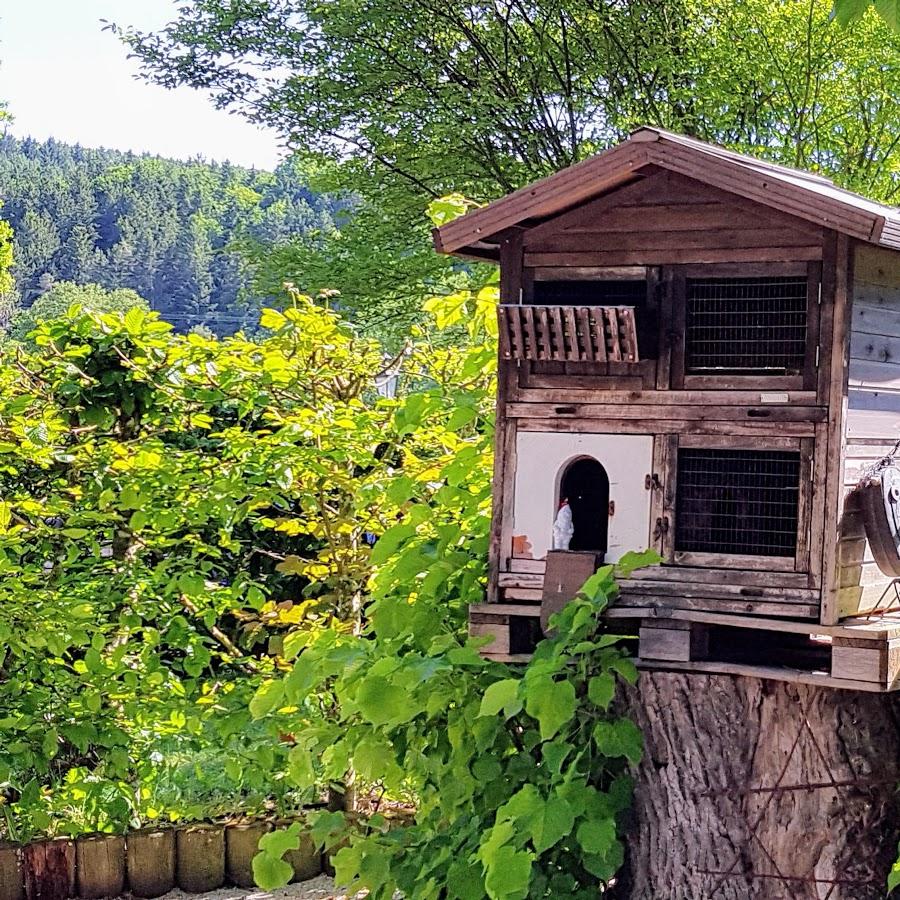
433,127,900,691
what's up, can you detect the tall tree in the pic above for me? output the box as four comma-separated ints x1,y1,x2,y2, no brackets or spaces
119,1,900,201
118,0,900,339
0,134,341,333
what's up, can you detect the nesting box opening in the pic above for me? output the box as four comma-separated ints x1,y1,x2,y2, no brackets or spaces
556,456,610,555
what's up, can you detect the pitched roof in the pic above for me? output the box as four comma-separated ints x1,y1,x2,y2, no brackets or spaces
433,127,900,259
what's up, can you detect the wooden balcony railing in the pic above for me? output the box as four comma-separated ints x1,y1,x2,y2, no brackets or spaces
498,304,639,363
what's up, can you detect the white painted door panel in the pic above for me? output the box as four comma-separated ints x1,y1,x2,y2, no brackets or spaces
512,431,653,562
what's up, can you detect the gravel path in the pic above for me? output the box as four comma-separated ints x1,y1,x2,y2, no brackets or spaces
118,876,360,900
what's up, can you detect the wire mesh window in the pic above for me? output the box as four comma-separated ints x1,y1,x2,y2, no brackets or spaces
685,277,808,375
675,449,801,557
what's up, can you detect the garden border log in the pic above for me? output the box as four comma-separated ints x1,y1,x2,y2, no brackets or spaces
23,838,74,900
124,827,175,898
274,818,322,883
0,841,24,900
75,834,124,899
225,820,272,888
175,824,225,892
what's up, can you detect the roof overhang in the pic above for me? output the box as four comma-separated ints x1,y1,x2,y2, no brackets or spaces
434,127,897,260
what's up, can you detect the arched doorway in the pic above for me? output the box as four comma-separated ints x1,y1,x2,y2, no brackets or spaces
559,457,610,553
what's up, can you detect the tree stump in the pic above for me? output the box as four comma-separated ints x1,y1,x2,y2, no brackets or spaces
616,673,900,899
75,834,125,899
225,820,272,888
22,839,75,900
175,824,225,892
0,841,24,900
125,828,175,898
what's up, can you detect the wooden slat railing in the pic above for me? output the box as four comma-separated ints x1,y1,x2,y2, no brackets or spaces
498,304,639,363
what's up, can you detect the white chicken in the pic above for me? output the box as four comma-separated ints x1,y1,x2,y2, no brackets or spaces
552,499,574,550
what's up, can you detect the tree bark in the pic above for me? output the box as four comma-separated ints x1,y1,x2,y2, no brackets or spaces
616,672,900,900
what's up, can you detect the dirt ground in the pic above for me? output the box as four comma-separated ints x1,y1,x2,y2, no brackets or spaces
118,876,360,900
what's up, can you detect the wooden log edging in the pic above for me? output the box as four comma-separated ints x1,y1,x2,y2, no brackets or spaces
0,813,331,898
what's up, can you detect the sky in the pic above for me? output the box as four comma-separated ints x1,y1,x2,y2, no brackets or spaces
0,0,285,170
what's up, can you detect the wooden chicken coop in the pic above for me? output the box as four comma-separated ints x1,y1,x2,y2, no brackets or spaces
433,127,900,691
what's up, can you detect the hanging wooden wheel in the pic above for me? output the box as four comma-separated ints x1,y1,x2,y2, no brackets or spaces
860,464,900,577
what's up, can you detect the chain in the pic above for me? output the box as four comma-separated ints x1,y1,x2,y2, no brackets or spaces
860,436,900,484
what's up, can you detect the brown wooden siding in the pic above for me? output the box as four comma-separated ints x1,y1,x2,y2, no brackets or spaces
521,170,824,268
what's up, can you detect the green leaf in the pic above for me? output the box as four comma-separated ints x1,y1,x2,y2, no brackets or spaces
498,786,574,854
576,818,616,855
593,718,643,764
831,0,871,24
426,193,471,227
287,746,316,788
252,852,294,890
524,677,576,741
260,822,302,856
888,853,900,892
259,307,288,330
610,657,639,685
587,674,616,710
369,522,416,564
249,680,284,719
356,675,411,726
479,678,522,718
874,0,900,28
484,845,533,900
615,548,662,579
578,566,615,604
530,793,574,853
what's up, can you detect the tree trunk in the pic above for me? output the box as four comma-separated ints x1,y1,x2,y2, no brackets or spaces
616,673,900,900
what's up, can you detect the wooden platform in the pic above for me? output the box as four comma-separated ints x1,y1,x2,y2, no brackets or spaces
470,601,900,691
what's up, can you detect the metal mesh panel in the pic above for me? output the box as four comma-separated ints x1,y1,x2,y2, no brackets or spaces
685,277,807,374
675,449,800,557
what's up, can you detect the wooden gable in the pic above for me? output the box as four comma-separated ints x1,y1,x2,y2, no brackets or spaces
434,127,900,259
521,170,826,268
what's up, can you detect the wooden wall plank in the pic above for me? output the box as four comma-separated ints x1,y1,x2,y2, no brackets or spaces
821,232,850,625
524,247,823,267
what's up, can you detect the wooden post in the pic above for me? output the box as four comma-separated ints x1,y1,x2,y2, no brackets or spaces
615,672,900,898
175,824,225,892
820,232,851,625
75,834,125,899
225,820,272,888
125,828,175,898
22,838,74,900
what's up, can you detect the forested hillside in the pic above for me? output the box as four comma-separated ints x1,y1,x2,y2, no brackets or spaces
0,134,342,332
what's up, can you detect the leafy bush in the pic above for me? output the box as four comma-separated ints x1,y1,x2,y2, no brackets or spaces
0,287,495,837
251,555,654,897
